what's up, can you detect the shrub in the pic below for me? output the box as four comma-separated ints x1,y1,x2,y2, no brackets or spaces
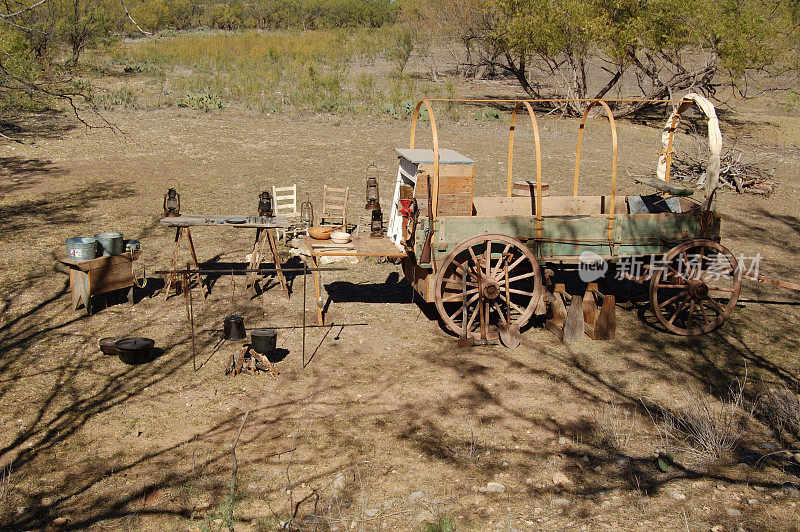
645,378,753,467
474,106,503,121
175,92,224,111
386,27,413,74
759,387,800,442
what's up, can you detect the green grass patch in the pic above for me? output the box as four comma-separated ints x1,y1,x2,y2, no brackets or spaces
105,28,405,113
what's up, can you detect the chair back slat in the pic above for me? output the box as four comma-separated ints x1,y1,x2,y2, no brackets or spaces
272,184,297,216
321,185,349,226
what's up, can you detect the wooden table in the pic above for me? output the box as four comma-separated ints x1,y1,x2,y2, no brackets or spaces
302,235,407,325
160,214,291,299
60,251,141,316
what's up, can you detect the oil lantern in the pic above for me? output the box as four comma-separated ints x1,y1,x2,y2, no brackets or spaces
370,208,383,238
364,164,383,237
300,193,314,227
258,190,274,217
365,163,380,210
163,188,181,217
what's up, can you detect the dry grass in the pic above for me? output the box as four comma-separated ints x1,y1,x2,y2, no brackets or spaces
99,28,416,113
594,401,638,452
0,462,11,510
759,387,800,442
646,376,753,467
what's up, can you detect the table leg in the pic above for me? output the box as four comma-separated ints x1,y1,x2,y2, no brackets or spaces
80,271,92,316
185,228,207,299
164,227,184,299
309,254,323,326
69,269,80,310
246,228,267,293
266,228,289,298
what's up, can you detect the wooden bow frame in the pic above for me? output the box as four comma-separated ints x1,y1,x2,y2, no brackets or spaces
408,97,694,243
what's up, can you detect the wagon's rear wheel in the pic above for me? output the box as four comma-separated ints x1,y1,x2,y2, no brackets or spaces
434,234,543,341
649,239,742,335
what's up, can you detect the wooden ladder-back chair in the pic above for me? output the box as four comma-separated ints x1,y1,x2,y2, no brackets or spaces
321,185,349,228
273,184,300,241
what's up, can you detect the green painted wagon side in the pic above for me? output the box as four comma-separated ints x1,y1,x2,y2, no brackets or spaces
412,210,720,264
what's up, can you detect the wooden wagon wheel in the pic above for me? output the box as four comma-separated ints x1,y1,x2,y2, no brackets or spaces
649,239,742,335
434,234,543,341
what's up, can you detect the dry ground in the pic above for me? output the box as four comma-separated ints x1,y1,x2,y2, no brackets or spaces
2,93,800,531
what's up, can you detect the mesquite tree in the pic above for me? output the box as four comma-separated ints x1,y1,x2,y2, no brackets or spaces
402,0,800,116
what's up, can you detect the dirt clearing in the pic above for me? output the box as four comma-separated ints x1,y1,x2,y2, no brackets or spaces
2,104,800,531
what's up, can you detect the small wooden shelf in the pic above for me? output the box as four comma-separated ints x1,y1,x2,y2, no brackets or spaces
60,251,141,315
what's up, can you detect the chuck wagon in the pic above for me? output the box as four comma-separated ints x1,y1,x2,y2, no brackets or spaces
385,96,742,343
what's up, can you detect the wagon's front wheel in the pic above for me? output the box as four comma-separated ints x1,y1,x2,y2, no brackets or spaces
434,234,543,342
649,239,742,335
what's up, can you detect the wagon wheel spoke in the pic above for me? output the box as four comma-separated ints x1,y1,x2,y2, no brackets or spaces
442,275,478,290
493,301,508,326
657,283,685,289
508,288,535,296
446,292,480,322
668,296,690,325
667,265,684,279
684,299,696,327
441,288,479,303
491,243,512,277
706,296,726,313
509,299,526,316
506,254,526,273
658,290,689,309
699,300,711,325
466,303,480,332
505,271,538,284
467,247,481,271
681,250,691,277
454,258,481,280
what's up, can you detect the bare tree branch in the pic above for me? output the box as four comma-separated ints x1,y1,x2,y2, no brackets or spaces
119,0,151,36
0,0,50,18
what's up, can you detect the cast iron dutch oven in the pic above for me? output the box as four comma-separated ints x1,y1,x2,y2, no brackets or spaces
250,328,277,354
115,337,155,364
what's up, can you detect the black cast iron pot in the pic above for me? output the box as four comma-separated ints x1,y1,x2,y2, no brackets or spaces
115,337,155,364
223,313,246,341
250,328,277,354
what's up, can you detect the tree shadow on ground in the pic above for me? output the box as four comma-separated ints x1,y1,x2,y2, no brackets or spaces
1,111,77,141
0,180,136,237
0,157,68,195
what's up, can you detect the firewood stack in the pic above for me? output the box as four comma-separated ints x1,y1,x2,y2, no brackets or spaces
672,144,778,195
225,345,280,377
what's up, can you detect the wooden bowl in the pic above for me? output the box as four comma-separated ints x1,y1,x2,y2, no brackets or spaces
330,230,351,244
308,226,335,240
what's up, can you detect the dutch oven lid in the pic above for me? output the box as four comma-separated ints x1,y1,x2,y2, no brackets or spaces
115,337,155,351
225,313,244,322
251,328,276,337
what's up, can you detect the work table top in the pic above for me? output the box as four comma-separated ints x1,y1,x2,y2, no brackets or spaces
160,214,291,228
